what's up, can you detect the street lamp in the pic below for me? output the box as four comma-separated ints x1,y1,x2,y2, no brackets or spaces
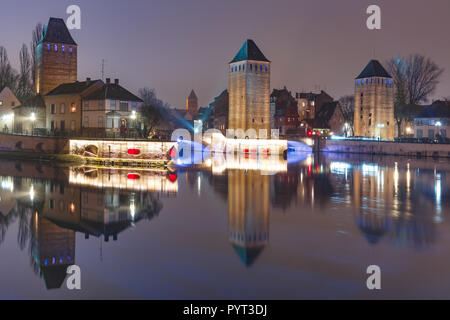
30,112,36,134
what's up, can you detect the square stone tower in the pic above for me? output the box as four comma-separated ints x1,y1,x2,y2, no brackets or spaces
354,60,394,140
186,89,198,116
229,39,270,138
35,17,78,95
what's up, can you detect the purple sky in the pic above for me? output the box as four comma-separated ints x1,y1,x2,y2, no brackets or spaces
1,0,449,108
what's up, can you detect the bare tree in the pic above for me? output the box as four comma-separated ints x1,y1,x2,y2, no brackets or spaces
17,44,33,101
0,46,18,92
338,95,354,136
386,55,444,135
30,22,44,93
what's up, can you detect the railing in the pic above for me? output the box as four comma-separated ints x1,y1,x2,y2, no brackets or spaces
1,128,154,141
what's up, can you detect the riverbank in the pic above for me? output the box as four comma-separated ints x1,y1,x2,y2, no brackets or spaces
321,139,450,158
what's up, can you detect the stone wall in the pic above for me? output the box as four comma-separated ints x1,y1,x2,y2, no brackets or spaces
322,139,450,158
0,133,69,154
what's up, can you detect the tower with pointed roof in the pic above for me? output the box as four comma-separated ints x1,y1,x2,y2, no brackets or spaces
36,17,78,95
228,39,270,137
354,60,394,140
186,89,198,115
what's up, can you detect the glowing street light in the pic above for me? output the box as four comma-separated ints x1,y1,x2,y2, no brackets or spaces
130,110,137,120
30,112,36,121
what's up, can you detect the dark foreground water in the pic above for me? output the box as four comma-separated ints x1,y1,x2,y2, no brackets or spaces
0,152,450,299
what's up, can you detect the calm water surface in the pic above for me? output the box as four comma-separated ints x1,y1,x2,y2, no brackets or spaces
0,153,450,299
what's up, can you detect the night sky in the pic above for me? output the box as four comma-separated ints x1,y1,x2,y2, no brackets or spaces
1,0,449,108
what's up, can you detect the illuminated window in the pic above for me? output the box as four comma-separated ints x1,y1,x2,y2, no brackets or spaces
51,104,56,114
265,65,268,71
62,45,65,52
47,44,51,51
71,103,76,112
0,100,3,106
69,46,73,53
54,44,58,51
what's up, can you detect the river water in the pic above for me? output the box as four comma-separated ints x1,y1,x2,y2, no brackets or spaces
0,152,449,299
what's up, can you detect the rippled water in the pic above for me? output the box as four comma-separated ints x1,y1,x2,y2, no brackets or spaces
0,152,449,299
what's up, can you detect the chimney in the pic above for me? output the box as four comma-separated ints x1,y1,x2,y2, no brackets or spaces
106,78,111,84
114,79,119,85
86,77,91,86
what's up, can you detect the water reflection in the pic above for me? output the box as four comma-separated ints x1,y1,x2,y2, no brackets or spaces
0,153,450,296
0,163,175,289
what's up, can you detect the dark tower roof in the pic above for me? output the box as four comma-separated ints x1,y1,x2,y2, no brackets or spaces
356,60,391,79
230,39,270,63
41,17,77,45
188,90,197,100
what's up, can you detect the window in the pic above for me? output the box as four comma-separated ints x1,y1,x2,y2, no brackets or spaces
110,100,116,111
51,104,56,114
107,118,113,128
265,65,268,71
428,129,435,138
417,129,423,138
51,121,55,130
70,120,75,131
60,103,65,114
250,64,252,71
47,44,51,51
0,100,3,106
69,46,73,53
71,103,76,112
62,45,65,52
98,116,104,128
84,101,89,111
54,44,58,51
60,120,65,131
120,102,128,111
83,116,89,128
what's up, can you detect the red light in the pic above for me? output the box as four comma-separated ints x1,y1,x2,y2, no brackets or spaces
250,149,256,153
127,173,140,180
169,173,177,182
128,148,140,155
169,148,176,157
307,131,312,136
244,149,249,153
262,149,270,154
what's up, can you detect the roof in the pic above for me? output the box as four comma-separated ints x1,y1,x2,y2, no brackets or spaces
356,60,391,79
188,90,197,100
232,244,265,267
41,265,70,289
416,101,450,118
46,80,102,96
83,83,143,102
41,17,77,45
315,101,341,123
15,94,46,109
230,39,270,63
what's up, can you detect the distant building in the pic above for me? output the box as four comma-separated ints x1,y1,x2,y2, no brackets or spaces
36,17,77,95
413,101,450,140
271,87,299,136
296,90,333,121
186,90,198,116
82,78,143,137
229,39,270,138
13,95,46,134
44,78,142,137
210,89,229,134
0,87,20,132
353,60,394,140
44,78,103,135
305,101,345,136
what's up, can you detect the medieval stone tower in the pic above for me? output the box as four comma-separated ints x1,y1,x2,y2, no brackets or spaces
186,89,198,115
35,17,78,95
229,39,270,138
354,60,394,140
